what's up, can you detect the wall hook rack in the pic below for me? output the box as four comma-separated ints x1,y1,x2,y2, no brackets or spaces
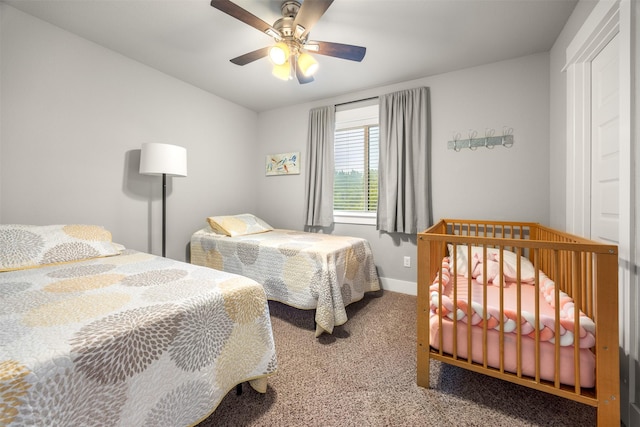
448,127,514,151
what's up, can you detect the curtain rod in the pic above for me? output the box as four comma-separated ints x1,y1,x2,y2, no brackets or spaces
335,96,378,107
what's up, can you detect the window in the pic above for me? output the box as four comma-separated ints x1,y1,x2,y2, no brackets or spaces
334,126,379,211
333,103,379,225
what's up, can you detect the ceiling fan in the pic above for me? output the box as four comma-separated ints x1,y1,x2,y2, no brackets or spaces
210,0,366,84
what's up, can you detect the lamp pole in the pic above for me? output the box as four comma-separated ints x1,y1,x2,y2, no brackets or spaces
162,173,167,257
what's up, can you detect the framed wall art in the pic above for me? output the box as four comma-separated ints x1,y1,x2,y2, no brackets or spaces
265,152,300,176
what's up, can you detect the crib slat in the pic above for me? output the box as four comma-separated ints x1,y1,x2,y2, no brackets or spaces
452,245,457,359
516,254,522,378
533,248,541,383
553,249,561,389
586,252,593,319
499,246,505,373
572,251,582,394
466,244,473,364
482,245,488,369
583,251,589,313
437,250,444,357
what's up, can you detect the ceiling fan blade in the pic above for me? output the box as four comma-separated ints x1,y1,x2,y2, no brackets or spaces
296,66,314,84
293,0,334,39
211,0,280,38
230,47,270,66
305,41,366,62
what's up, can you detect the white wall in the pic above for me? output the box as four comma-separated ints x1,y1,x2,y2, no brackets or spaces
0,5,259,262
0,4,3,218
256,53,551,293
0,5,553,294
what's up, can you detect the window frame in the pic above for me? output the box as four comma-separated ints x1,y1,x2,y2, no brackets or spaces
333,103,379,226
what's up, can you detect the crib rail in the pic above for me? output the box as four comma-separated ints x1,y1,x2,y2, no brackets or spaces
417,219,619,426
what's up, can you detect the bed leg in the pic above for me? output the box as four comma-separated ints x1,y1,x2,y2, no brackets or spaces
236,383,243,396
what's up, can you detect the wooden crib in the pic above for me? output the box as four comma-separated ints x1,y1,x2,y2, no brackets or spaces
417,219,619,426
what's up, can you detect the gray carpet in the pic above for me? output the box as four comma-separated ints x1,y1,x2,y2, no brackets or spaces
198,290,596,426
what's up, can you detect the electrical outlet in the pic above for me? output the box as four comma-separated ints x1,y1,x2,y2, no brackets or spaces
403,256,411,267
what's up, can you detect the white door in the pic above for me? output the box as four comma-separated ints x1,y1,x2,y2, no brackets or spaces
590,33,631,424
590,34,620,245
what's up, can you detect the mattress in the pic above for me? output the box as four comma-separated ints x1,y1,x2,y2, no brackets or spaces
190,227,380,336
429,257,596,386
0,249,277,426
429,316,596,387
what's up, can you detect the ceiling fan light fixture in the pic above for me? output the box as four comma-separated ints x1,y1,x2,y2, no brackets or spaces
268,42,290,65
211,0,366,84
272,61,292,80
297,52,318,77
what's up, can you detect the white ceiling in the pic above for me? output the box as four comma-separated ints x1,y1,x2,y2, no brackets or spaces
4,0,578,112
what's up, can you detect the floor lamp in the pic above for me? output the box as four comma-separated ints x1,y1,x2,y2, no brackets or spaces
139,143,187,257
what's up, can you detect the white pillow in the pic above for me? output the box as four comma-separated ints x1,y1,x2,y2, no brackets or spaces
447,244,536,282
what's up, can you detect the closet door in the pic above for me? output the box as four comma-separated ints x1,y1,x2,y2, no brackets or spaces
590,34,620,245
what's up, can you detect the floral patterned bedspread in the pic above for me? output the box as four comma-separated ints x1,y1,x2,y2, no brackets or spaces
0,250,277,426
190,228,381,336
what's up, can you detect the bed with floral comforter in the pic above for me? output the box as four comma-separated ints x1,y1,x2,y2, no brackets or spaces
190,214,381,337
0,224,277,426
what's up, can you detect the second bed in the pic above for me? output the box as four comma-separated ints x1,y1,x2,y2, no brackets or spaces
190,214,380,336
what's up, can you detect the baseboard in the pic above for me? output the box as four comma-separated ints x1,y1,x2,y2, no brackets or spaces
379,277,416,296
629,402,640,427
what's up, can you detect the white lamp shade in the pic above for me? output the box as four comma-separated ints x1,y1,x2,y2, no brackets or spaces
139,143,187,177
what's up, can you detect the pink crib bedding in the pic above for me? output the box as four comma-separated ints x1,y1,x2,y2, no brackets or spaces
429,316,596,387
429,256,596,387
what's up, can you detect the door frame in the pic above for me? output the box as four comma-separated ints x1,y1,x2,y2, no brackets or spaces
564,0,629,242
564,0,635,424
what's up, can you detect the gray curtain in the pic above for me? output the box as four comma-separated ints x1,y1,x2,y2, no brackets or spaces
304,106,335,227
377,87,432,234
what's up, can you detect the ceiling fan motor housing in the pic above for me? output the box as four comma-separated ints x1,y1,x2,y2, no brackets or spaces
274,17,296,38
274,0,308,45
281,1,301,18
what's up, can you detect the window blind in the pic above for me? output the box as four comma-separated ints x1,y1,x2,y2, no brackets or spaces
333,125,379,212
